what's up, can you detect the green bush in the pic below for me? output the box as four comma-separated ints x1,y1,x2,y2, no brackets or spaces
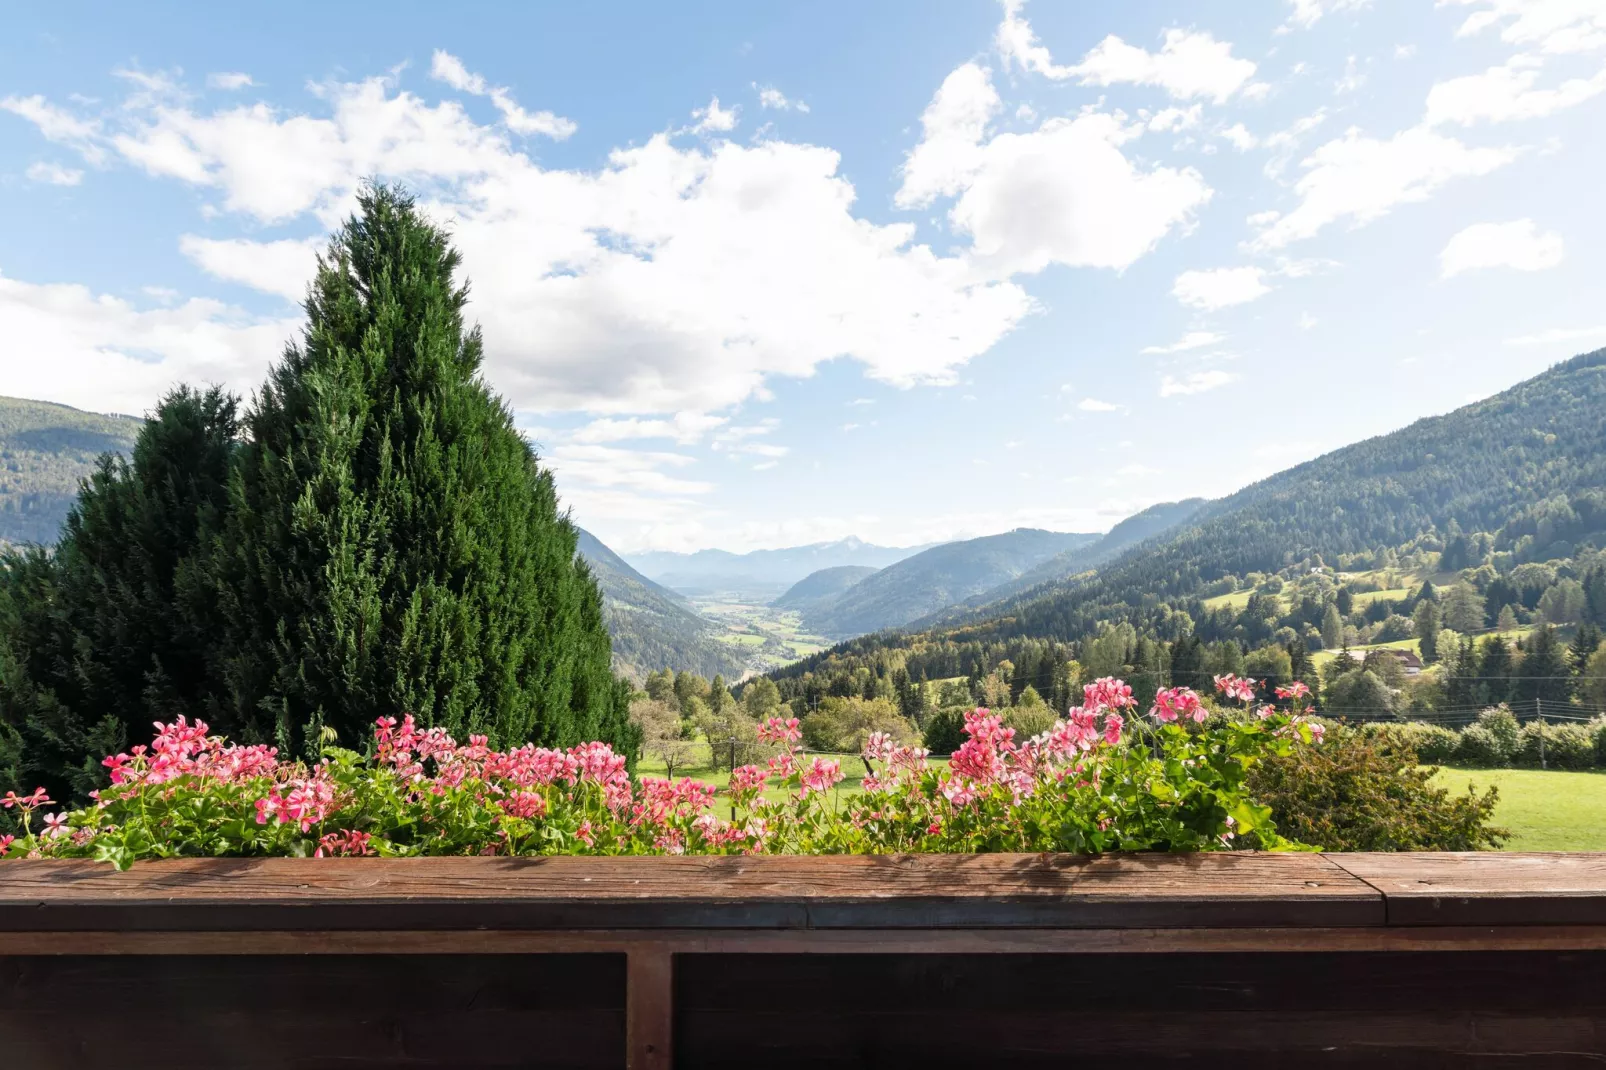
1455,725,1506,767
1003,706,1057,740
1590,716,1606,767
1516,721,1598,770
1372,722,1460,764
1249,723,1506,851
922,707,968,754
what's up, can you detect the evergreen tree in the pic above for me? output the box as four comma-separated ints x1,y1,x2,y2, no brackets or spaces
1319,604,1344,650
1584,567,1606,626
1412,597,1441,663
1512,625,1571,710
1570,624,1602,674
211,185,633,760
1477,635,1514,706
1,387,240,801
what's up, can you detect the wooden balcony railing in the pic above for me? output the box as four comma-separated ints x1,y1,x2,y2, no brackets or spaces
2,852,1604,1067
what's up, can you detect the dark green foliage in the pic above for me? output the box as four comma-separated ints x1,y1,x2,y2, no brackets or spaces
210,185,632,760
0,387,240,801
1248,724,1506,851
1367,722,1461,764
922,707,967,754
0,396,142,547
1517,721,1596,770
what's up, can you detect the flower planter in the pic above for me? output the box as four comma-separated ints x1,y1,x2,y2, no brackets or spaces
3,852,1605,1067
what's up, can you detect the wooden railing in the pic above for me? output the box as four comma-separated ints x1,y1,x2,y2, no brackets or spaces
2,852,1604,1067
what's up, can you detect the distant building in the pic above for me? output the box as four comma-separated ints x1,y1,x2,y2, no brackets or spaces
1344,648,1424,676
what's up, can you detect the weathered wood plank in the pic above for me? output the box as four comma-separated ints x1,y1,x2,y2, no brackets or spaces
626,949,673,1070
1327,852,1606,926
0,853,1382,931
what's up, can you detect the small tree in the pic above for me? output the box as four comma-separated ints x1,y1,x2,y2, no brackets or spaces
1413,598,1441,663
630,697,696,779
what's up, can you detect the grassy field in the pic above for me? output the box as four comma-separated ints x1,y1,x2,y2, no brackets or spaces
1434,767,1606,851
682,596,832,673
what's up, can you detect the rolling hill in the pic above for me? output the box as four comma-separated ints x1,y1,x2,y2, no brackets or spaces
802,528,1099,639
830,348,1606,654
575,529,747,681
772,565,879,612
0,396,142,546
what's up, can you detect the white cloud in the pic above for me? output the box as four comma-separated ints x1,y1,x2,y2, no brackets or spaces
1505,324,1606,346
1249,125,1517,249
898,67,1212,278
1299,311,1319,330
1335,55,1367,94
1426,58,1606,125
997,2,1260,103
1283,0,1373,30
0,94,107,164
1142,330,1225,354
1160,369,1238,396
1078,398,1119,412
543,443,712,496
895,63,1000,208
429,49,576,139
25,161,83,185
1147,105,1203,133
690,95,738,134
1440,219,1564,277
10,68,1037,417
0,270,294,416
1396,44,1419,59
1171,266,1270,310
179,234,321,301
1442,0,1606,55
207,72,255,90
1220,123,1258,151
755,85,808,112
570,413,728,445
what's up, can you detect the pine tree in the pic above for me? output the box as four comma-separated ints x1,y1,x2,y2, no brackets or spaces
1512,625,1571,709
1413,598,1441,663
1570,624,1601,673
0,387,240,801
211,185,633,760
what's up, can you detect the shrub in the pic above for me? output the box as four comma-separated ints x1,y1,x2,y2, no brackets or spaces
923,707,968,754
1455,725,1507,767
1372,722,1460,764
800,697,915,754
1,677,1324,867
1003,706,1057,739
1516,721,1597,770
1249,723,1506,851
1592,716,1606,767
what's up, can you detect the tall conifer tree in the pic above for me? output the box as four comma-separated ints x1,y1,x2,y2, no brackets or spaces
212,185,633,759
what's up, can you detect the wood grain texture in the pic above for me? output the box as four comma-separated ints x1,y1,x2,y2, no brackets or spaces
0,853,1382,931
1329,852,1606,926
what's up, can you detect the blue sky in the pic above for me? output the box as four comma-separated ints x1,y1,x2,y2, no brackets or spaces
4,1,1605,553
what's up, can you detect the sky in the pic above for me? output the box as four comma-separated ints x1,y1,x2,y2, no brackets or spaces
3,1,1606,555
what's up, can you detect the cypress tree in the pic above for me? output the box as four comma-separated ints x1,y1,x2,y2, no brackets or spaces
0,386,239,801
212,184,634,760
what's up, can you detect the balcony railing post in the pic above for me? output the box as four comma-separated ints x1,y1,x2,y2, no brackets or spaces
627,945,674,1070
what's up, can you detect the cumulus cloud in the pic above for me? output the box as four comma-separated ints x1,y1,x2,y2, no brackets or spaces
178,235,321,301
1426,58,1606,125
1077,398,1120,412
0,94,107,164
1160,369,1237,396
690,95,738,134
1249,125,1517,249
6,67,1037,417
1440,219,1564,277
1219,123,1257,151
898,66,1211,277
0,270,293,416
1171,267,1270,310
207,72,255,90
570,413,728,445
25,161,83,185
429,49,577,139
997,1,1261,102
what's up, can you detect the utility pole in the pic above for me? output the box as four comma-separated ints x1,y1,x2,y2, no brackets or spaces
1537,698,1546,770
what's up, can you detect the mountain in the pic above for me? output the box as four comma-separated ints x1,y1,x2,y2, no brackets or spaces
823,348,1606,654
803,528,1099,639
920,499,1209,626
626,536,926,597
575,528,746,681
0,396,142,546
772,565,879,612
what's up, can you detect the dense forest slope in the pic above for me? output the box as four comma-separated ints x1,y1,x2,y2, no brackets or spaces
804,528,1098,639
0,396,141,545
786,349,1606,664
772,565,878,612
575,528,745,681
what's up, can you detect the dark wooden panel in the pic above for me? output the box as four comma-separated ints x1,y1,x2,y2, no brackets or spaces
1329,853,1606,926
0,854,1381,931
676,952,1606,1066
0,954,625,1069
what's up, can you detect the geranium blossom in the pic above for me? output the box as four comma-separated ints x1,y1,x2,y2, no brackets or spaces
1214,674,1257,704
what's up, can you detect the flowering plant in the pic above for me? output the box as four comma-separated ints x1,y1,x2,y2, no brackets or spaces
1,677,1322,868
